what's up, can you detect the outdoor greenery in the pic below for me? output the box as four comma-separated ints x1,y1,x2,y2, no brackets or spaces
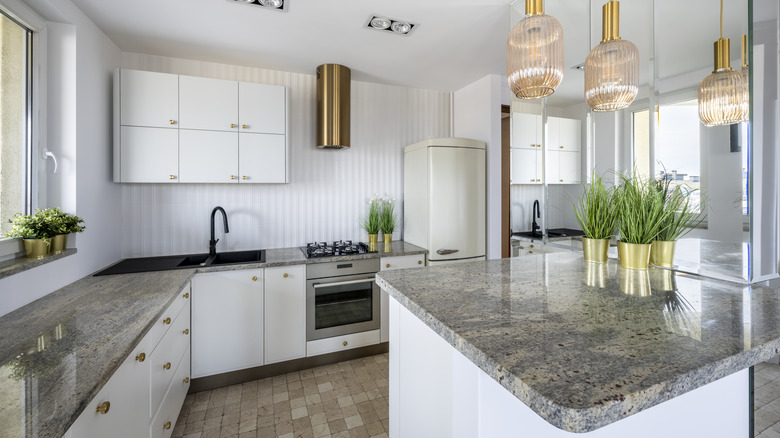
379,197,397,235
361,198,381,234
5,208,85,243
573,172,619,240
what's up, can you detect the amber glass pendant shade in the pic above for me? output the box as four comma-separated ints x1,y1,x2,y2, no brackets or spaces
584,1,639,112
507,0,564,99
698,38,745,126
739,34,750,122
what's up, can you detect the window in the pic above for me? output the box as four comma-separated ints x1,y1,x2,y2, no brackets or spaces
0,9,32,236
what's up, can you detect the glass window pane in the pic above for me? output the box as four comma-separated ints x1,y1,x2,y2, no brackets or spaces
656,100,701,211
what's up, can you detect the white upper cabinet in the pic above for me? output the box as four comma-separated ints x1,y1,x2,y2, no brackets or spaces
558,118,582,152
119,69,179,128
179,76,238,132
120,127,179,183
239,133,287,183
239,82,286,135
512,113,542,150
179,130,239,183
511,114,582,185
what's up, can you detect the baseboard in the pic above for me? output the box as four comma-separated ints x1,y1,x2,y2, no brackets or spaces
189,342,389,393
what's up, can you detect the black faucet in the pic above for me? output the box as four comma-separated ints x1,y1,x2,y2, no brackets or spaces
532,200,541,236
209,206,229,257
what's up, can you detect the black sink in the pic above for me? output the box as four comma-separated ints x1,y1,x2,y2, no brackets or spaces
94,249,267,276
513,228,585,239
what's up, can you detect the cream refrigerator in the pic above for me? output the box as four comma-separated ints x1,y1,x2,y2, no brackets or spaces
403,137,486,266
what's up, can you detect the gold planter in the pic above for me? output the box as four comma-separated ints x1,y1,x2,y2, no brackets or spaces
367,234,378,252
584,263,609,288
582,237,610,263
23,239,50,259
383,233,392,245
649,240,676,268
50,234,69,254
617,241,651,270
619,267,651,296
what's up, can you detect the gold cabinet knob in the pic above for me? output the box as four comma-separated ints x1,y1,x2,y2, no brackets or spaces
242,176,247,180
96,401,110,415
183,377,190,383
169,175,176,180
169,120,175,125
283,273,288,278
135,353,146,362
530,179,535,182
417,260,422,265
242,124,247,129
385,264,390,268
163,421,172,430
560,145,565,149
183,292,189,299
163,362,171,370
529,250,534,254
252,276,257,281
343,341,348,347
183,329,189,335
530,244,534,248
163,317,171,325
560,179,564,182
230,175,237,180
230,123,236,128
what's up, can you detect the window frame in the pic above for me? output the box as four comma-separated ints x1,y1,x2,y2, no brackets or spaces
0,0,47,261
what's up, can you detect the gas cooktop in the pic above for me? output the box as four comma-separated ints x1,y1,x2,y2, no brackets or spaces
301,240,371,258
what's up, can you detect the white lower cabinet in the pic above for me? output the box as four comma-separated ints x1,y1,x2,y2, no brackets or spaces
191,269,264,378
68,285,191,438
264,265,306,364
379,254,426,343
307,330,381,357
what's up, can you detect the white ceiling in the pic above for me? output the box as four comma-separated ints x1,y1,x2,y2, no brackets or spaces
68,0,513,92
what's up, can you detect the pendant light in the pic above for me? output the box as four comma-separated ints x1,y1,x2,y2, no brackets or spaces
739,34,750,122
507,0,564,99
584,1,639,111
697,0,744,126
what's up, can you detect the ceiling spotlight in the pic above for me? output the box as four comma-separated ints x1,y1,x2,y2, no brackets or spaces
366,15,417,36
227,0,287,12
257,0,283,7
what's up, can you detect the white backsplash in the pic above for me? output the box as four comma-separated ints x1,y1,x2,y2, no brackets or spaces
120,53,451,257
510,184,582,233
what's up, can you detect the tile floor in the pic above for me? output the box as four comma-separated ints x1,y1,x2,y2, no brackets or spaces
172,354,390,438
175,354,780,438
755,361,780,438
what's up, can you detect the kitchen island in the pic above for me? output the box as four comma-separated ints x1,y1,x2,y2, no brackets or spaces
376,253,780,436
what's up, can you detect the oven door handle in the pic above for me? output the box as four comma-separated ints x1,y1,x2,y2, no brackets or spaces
312,278,375,289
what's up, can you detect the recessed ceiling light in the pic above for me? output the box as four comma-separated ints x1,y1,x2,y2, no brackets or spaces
227,0,287,12
366,15,417,36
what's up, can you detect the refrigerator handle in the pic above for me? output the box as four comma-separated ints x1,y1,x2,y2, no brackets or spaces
436,249,459,255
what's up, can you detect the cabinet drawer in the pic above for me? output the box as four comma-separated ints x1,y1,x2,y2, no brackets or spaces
150,304,190,418
151,346,191,438
380,254,426,271
306,329,380,357
149,285,190,353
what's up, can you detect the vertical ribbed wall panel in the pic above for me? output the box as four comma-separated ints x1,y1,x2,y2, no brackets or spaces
120,53,451,257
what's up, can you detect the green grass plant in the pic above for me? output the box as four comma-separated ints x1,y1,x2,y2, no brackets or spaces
361,198,381,234
379,198,397,235
654,178,705,241
573,172,619,240
615,171,670,245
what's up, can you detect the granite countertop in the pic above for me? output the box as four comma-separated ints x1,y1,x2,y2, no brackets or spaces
0,241,426,438
375,252,780,433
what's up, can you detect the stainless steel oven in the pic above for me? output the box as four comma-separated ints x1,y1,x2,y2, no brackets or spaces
306,258,380,341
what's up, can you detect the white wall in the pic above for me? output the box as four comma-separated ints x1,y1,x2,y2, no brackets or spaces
119,54,452,257
0,0,122,316
453,74,503,260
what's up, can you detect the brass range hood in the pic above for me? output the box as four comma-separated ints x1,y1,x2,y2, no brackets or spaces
316,64,351,149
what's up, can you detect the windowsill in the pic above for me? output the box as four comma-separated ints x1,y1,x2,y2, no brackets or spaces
0,248,77,281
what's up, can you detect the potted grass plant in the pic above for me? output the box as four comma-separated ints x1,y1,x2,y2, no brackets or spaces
650,179,705,267
380,196,397,246
361,197,381,251
615,171,670,270
573,172,619,263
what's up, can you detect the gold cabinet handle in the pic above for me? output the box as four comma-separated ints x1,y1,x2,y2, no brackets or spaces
163,421,172,430
135,353,146,362
242,124,247,129
163,317,171,325
283,273,288,278
183,329,189,335
242,176,247,180
169,175,176,180
385,264,390,268
183,292,189,299
252,276,257,281
183,377,190,383
343,341,348,347
96,401,110,415
230,123,236,128
163,362,171,370
169,120,175,125
417,260,422,265
230,175,237,180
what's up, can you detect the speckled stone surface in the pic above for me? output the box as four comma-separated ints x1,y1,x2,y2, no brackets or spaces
376,252,780,433
0,241,426,438
0,249,77,280
670,238,748,283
